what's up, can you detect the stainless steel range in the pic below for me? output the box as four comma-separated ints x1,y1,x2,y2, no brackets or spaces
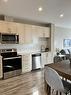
0,49,22,79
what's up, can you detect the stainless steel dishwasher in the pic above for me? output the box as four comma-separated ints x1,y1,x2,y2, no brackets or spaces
32,53,41,70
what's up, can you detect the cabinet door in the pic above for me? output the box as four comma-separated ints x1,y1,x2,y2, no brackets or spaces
41,52,48,66
43,27,50,37
32,25,38,39
47,52,53,64
24,24,32,44
16,23,25,44
41,52,53,65
7,22,17,34
22,54,32,73
36,26,43,37
32,25,43,38
0,21,8,33
31,25,39,43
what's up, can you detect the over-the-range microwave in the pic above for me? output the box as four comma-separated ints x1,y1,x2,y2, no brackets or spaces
0,33,19,44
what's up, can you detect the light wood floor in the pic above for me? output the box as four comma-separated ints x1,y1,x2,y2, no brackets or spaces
0,70,47,95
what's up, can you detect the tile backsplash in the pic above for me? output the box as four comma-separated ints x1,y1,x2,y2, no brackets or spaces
0,43,41,53
0,38,49,53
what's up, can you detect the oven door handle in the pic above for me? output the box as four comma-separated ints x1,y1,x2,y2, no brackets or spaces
3,65,13,68
3,56,21,60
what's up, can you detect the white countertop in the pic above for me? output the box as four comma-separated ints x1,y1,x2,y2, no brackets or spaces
17,50,48,55
17,51,41,55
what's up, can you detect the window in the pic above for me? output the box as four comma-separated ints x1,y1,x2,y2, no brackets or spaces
63,39,71,47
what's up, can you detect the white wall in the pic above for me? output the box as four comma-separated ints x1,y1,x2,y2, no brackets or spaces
54,26,71,52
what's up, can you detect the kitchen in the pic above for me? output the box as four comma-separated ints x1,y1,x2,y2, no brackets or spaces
0,0,71,95
0,17,54,79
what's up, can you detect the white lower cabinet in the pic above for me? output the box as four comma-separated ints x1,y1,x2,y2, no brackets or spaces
21,52,53,73
41,52,48,66
41,52,53,65
47,52,53,64
22,54,32,73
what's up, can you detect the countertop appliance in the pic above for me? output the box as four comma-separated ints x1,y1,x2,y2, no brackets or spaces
32,53,41,70
0,49,22,79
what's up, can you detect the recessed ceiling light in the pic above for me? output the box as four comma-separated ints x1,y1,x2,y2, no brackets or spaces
38,7,43,12
60,14,64,18
3,0,8,2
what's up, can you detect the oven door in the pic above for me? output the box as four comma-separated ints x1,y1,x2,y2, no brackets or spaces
3,56,22,73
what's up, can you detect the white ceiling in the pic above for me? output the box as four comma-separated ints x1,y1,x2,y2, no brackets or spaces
0,0,71,28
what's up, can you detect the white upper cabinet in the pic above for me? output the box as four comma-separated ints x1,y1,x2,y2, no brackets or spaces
24,24,32,44
0,20,51,44
42,27,50,37
0,21,17,34
32,25,50,38
31,25,36,36
0,21,8,33
7,22,17,34
16,23,25,44
36,26,44,37
31,25,38,38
